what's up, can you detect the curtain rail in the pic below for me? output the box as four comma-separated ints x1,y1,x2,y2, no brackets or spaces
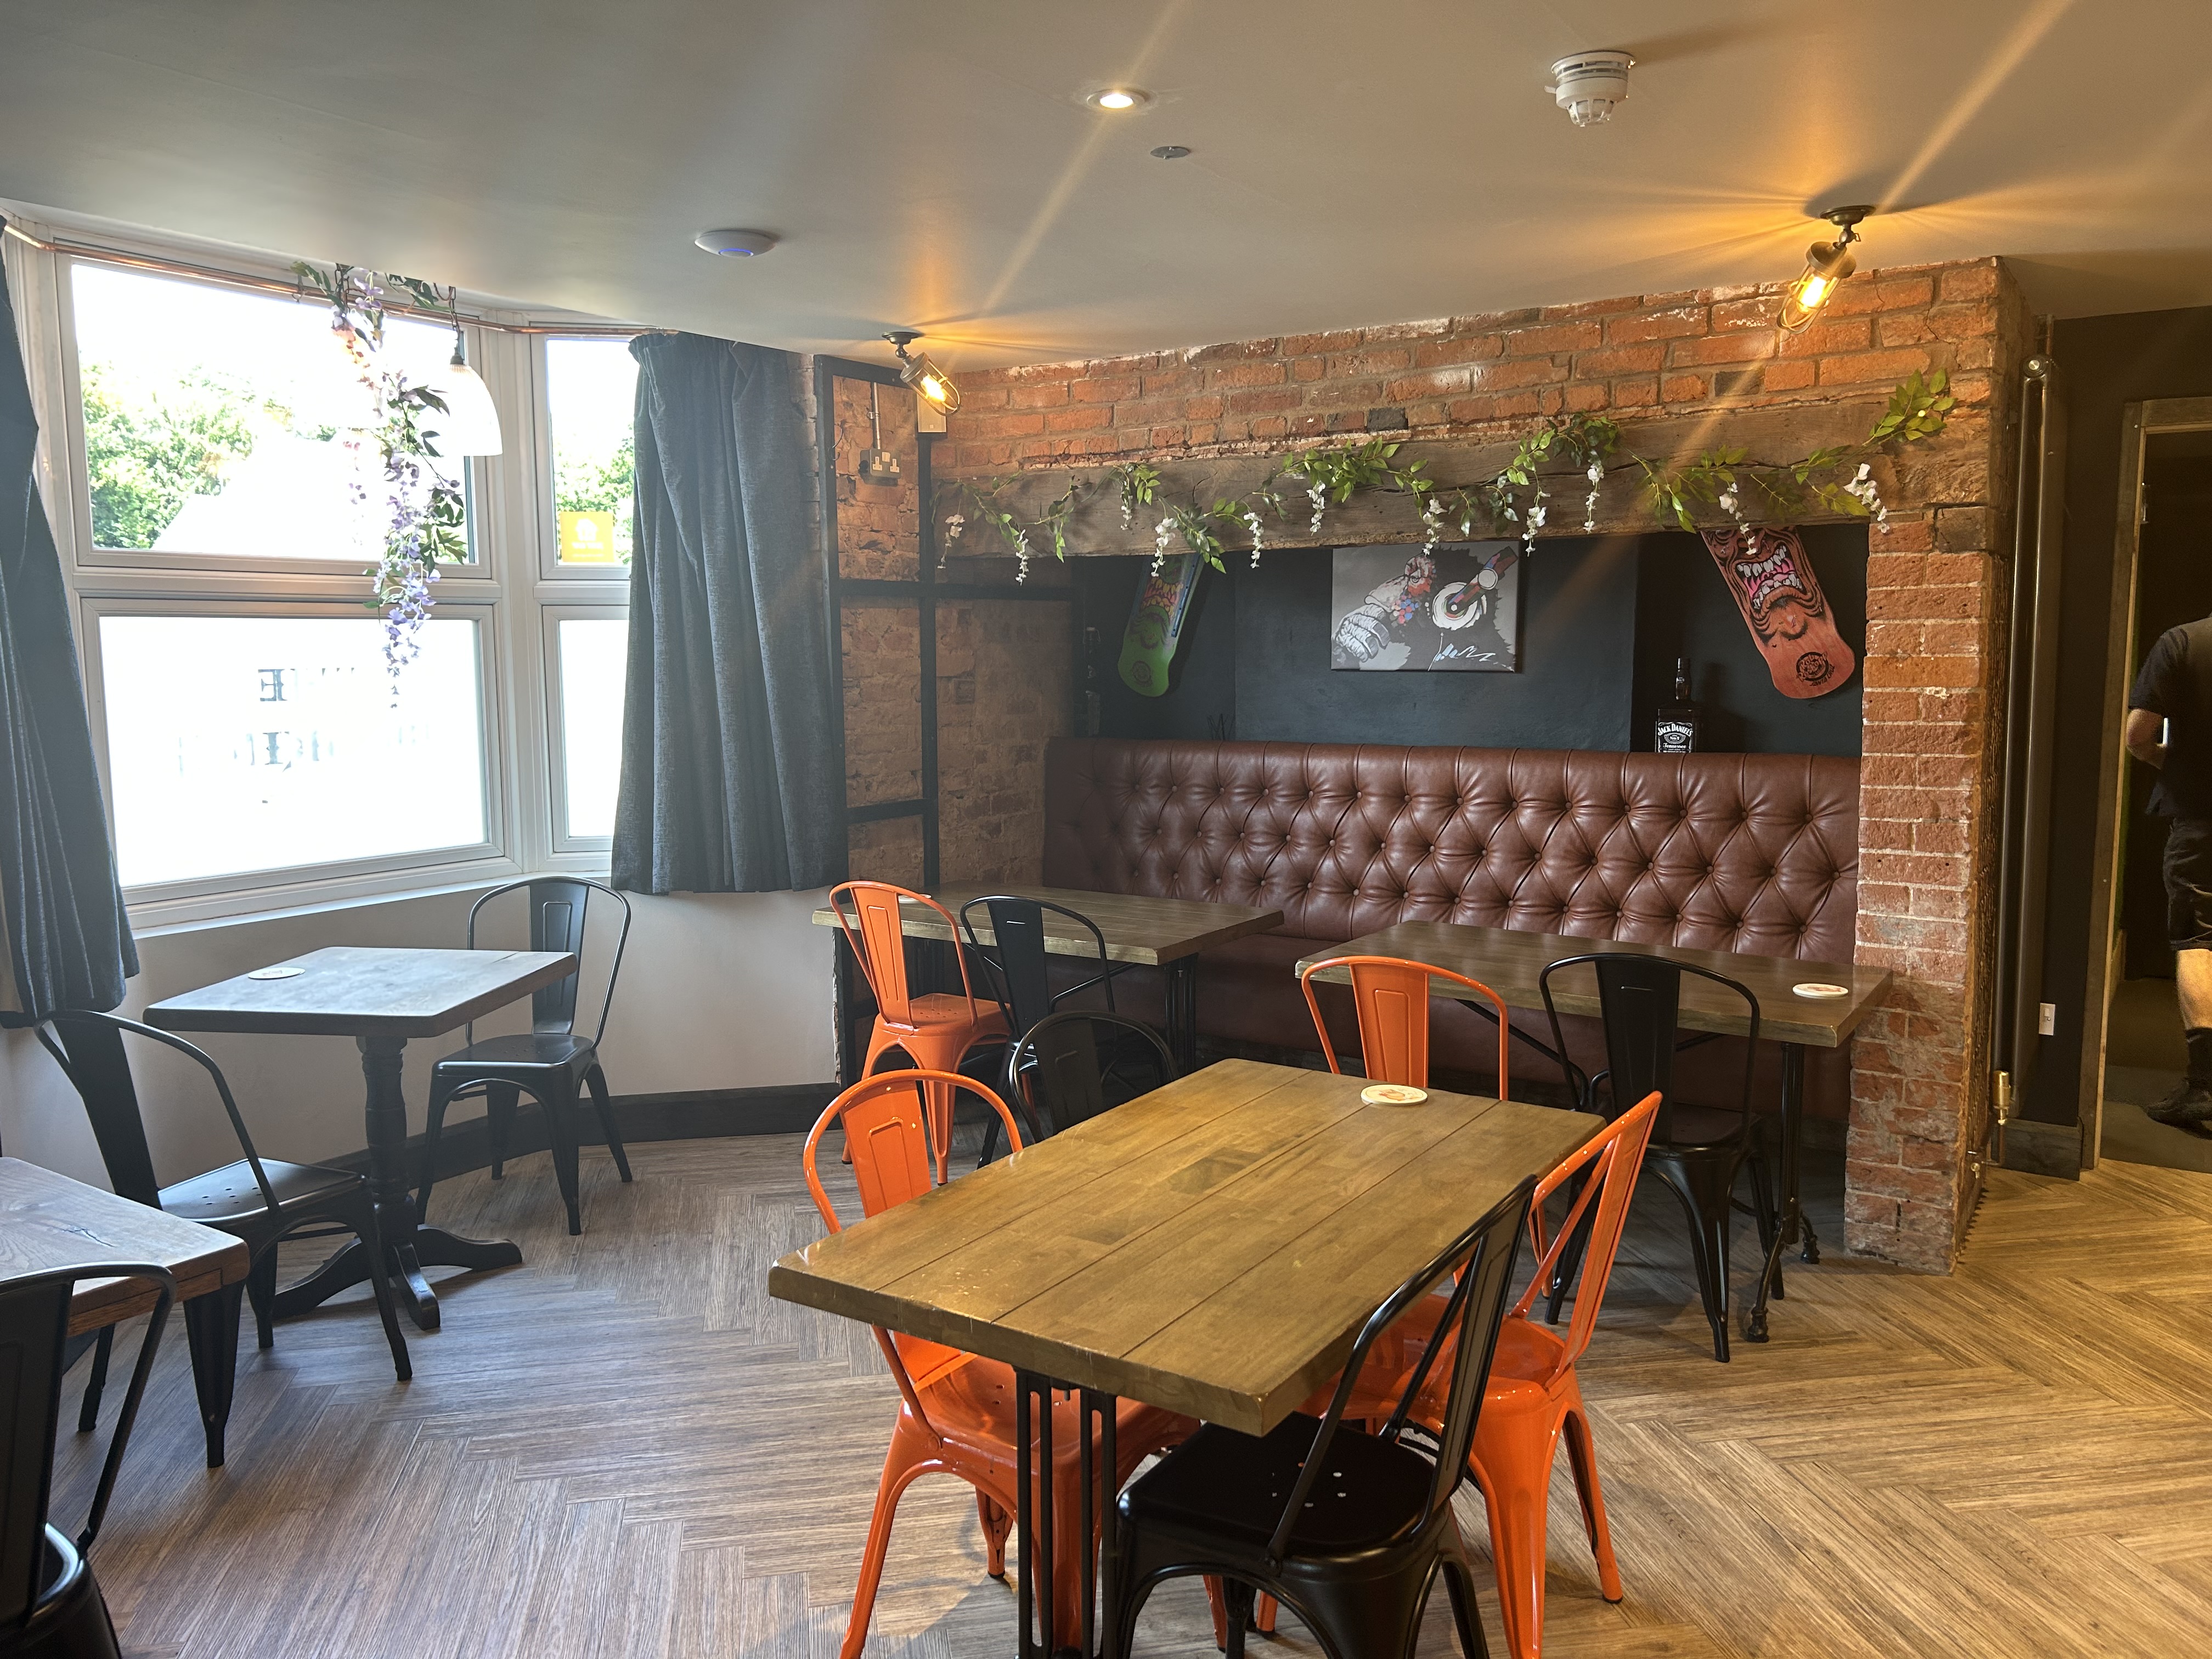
1,221,648,337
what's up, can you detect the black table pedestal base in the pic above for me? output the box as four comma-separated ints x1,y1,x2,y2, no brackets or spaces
1745,1041,1813,1345
1016,1369,1119,1659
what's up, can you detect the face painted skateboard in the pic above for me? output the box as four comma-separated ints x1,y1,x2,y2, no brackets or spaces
1700,526,1857,698
1118,550,1205,697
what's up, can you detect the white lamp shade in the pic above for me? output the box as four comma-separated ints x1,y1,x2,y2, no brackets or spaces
430,358,505,456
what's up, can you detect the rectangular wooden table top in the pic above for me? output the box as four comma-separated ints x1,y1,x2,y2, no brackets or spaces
143,945,579,1039
770,1058,1597,1435
1,1156,251,1336
1297,922,1890,1048
813,883,1283,967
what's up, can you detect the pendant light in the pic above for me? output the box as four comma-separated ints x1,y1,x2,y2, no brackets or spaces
433,284,504,455
1778,206,1872,333
885,330,961,415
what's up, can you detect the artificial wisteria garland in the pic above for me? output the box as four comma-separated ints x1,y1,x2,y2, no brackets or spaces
938,370,1953,578
295,262,469,680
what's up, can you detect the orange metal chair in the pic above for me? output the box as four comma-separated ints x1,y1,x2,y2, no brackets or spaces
1299,953,1512,1095
830,880,1012,1182
803,1070,1190,1658
1335,1089,1661,1659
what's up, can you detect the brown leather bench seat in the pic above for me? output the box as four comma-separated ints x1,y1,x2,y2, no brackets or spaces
1041,738,1861,1119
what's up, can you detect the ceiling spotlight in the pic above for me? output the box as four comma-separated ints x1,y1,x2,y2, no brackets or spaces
694,228,778,257
1548,50,1634,126
1087,87,1152,111
1778,206,1872,332
1150,144,1192,161
885,330,960,415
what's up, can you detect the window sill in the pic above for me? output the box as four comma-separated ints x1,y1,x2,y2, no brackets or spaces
128,855,611,938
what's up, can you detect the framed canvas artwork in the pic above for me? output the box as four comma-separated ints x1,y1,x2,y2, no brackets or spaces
1329,542,1523,672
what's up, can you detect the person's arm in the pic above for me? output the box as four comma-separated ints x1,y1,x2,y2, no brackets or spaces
2128,707,2168,769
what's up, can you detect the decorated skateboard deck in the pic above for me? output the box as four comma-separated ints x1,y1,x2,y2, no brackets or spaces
1700,525,1857,698
1118,550,1205,697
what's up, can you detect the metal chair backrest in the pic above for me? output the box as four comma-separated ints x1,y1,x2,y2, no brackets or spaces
1513,1090,1661,1374
1006,1011,1176,1140
465,876,631,1043
1299,954,1512,1096
1538,952,1759,1142
800,1070,1026,1418
1267,1176,1533,1572
36,1011,279,1215
1,1262,174,1623
828,881,988,1033
958,894,1115,1040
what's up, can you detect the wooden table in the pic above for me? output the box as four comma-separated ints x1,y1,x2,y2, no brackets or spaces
811,883,1284,1074
771,1057,1597,1658
144,945,575,1332
1,1155,249,1335
1297,921,1891,1342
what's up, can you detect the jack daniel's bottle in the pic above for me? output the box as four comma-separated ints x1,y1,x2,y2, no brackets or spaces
1655,657,1700,754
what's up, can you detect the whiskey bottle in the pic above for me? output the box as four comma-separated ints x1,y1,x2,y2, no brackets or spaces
1655,657,1700,754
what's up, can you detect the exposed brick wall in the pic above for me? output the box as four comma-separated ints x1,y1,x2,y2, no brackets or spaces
927,258,2029,1272
936,600,1072,884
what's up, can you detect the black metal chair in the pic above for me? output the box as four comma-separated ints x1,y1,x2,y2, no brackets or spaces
1538,952,1775,1362
958,894,1120,1164
1004,1009,1177,1145
3,1261,172,1659
37,1012,411,1469
416,877,633,1237
1111,1176,1534,1659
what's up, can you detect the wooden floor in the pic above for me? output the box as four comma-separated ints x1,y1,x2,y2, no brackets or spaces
49,1124,2212,1658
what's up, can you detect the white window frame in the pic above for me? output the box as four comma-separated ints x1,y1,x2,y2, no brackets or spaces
540,603,630,854
4,210,633,926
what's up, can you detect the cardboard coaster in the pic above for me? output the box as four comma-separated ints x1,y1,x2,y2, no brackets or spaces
1792,981,1849,1000
1361,1083,1429,1105
247,965,304,980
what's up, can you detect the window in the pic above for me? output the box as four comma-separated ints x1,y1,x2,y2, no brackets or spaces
70,264,470,565
550,616,628,842
9,222,639,921
97,613,487,888
546,337,637,566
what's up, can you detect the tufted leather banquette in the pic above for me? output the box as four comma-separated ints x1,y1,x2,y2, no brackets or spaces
1041,738,1862,1116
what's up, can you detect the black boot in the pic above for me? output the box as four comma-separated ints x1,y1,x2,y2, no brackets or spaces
2148,1028,2212,1130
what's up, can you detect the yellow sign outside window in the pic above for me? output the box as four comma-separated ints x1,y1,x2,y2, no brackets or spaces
559,510,618,563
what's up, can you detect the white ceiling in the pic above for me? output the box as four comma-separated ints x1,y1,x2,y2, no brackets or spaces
1,1,2205,376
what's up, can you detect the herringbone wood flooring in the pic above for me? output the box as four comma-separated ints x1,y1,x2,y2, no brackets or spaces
47,1127,2212,1658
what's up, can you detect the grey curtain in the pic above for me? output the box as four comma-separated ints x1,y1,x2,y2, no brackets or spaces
0,225,137,1019
611,334,844,894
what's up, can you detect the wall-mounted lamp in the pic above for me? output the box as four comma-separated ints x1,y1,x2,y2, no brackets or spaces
1778,205,1872,333
436,284,504,455
886,329,960,415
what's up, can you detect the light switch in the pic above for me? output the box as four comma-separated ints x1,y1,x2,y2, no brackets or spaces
2038,1002,2056,1037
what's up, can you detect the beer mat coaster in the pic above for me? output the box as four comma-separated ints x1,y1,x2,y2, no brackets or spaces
1792,982,1849,1000
1361,1084,1429,1105
246,966,305,980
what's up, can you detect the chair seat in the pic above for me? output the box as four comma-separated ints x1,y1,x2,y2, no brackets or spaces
879,996,1008,1037
160,1158,359,1225
435,1031,597,1073
1653,1101,1760,1153
1120,1412,1433,1558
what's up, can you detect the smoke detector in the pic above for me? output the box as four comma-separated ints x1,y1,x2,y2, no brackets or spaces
1548,50,1634,126
694,228,778,257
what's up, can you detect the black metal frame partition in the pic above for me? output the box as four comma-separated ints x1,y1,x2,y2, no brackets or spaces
814,354,1076,1084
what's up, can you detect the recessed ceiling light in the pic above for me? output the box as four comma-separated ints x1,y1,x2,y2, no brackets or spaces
1087,87,1152,111
694,228,778,257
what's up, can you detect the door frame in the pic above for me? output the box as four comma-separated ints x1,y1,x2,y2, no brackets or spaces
2081,396,2212,1165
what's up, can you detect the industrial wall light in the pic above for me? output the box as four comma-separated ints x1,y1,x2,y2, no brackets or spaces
886,330,960,415
1778,206,1872,332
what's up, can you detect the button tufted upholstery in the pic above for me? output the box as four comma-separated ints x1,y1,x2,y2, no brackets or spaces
1042,738,1861,1117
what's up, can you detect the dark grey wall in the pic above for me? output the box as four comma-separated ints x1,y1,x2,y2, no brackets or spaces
1630,526,1867,759
1076,529,1866,759
2028,306,2212,1125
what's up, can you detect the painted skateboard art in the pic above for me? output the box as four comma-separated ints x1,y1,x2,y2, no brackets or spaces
1118,550,1205,697
1699,525,1856,698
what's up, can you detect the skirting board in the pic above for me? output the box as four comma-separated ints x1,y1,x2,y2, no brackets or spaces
326,1084,839,1186
1999,1118,2084,1180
